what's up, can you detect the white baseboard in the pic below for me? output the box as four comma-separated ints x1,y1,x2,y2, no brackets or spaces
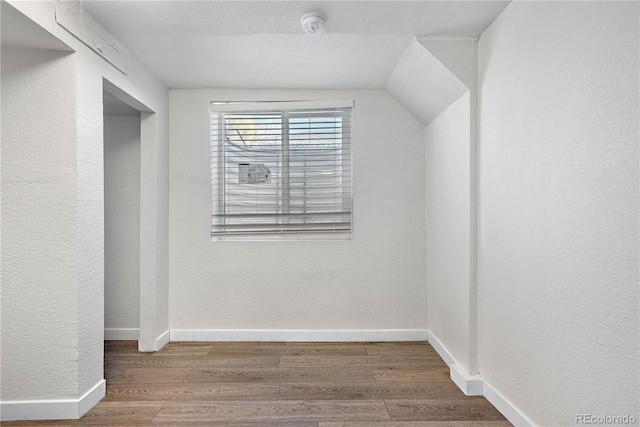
484,380,534,427
104,328,140,340
0,379,105,421
77,380,106,419
427,331,481,395
170,329,428,342
155,330,170,350
427,330,533,426
450,363,483,396
426,330,456,366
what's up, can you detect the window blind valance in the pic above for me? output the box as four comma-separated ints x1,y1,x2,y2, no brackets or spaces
210,101,353,239
210,99,353,113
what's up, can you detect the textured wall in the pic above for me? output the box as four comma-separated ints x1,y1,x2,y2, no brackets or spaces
478,2,639,424
169,90,427,335
424,92,471,372
1,47,78,400
104,115,141,331
2,0,169,412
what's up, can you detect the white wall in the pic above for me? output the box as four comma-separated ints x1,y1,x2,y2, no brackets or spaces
104,115,141,333
478,2,639,424
386,39,468,126
1,46,78,400
424,92,472,372
169,90,426,338
1,1,169,419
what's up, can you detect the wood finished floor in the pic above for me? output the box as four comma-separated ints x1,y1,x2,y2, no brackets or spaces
3,341,512,426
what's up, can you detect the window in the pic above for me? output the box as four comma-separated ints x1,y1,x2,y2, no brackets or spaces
210,100,353,239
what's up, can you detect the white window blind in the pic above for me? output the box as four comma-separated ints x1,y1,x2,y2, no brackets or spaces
210,100,353,239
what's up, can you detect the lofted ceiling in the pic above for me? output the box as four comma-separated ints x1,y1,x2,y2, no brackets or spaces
77,1,510,91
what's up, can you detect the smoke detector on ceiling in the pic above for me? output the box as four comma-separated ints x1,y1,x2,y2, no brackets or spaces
301,13,326,34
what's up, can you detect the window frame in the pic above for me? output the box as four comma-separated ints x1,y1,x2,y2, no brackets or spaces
210,100,353,241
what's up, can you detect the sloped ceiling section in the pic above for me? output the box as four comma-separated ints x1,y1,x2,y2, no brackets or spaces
385,39,468,126
419,38,477,90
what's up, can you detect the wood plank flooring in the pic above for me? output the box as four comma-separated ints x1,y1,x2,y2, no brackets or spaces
3,341,511,426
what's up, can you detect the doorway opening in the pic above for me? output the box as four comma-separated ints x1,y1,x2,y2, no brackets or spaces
103,89,141,342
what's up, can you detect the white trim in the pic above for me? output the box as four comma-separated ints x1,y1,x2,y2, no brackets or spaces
104,328,139,341
427,330,533,425
427,331,481,395
484,380,535,427
155,330,170,351
0,379,105,421
76,380,106,419
427,330,456,366
450,363,483,396
170,329,428,342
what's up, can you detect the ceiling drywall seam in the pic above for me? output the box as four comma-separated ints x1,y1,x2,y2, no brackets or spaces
55,0,130,73
384,38,468,126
